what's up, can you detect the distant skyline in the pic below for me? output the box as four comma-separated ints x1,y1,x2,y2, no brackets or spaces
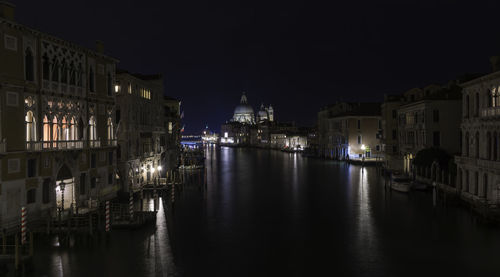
13,0,500,133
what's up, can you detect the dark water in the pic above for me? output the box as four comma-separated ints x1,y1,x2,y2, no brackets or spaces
27,147,500,276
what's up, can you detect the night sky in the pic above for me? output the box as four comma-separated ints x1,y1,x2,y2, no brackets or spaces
13,0,500,133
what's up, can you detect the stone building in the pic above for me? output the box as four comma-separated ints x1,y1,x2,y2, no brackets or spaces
380,94,403,169
221,92,275,146
0,2,118,225
455,65,500,206
318,102,382,160
115,70,178,192
397,84,462,174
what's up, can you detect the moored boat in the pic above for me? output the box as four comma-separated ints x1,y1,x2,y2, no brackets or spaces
391,176,412,193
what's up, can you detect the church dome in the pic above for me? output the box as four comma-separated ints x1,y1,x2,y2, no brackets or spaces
232,92,255,124
234,104,254,115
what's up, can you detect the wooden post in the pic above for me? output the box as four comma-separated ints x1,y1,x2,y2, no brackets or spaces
21,206,27,245
29,232,34,257
1,230,5,255
15,234,19,271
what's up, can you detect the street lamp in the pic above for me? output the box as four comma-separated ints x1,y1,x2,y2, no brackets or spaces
59,181,66,219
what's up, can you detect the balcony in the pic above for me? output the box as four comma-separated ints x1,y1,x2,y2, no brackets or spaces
481,107,500,118
108,139,118,147
26,140,84,151
89,140,101,148
477,159,500,171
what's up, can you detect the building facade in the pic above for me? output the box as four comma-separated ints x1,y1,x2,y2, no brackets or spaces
318,102,382,160
115,70,169,192
397,84,461,174
381,94,403,169
0,3,118,225
455,70,500,206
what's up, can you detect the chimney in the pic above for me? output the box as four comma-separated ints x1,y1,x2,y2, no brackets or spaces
490,56,500,72
0,1,15,21
96,40,104,54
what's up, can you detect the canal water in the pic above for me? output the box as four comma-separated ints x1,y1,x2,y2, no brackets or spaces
20,147,500,276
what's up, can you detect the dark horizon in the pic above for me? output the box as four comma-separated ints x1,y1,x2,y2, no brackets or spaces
13,0,500,133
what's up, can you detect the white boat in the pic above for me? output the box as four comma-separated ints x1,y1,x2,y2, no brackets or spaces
391,177,412,193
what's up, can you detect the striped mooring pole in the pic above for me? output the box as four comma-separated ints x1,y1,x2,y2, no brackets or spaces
21,206,27,245
171,181,175,203
105,201,110,232
129,190,134,220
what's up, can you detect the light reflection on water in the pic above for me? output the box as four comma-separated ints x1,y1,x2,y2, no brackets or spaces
22,147,500,277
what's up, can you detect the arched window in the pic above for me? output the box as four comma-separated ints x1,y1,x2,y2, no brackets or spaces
487,132,492,160
52,116,59,145
62,117,69,141
43,115,50,148
495,132,498,161
78,117,84,140
42,54,50,80
475,132,480,158
52,58,59,82
483,173,488,198
464,132,469,157
489,88,495,107
70,117,76,141
107,73,112,96
465,170,470,192
89,116,97,140
89,66,95,92
61,59,68,84
465,94,470,118
25,47,34,81
69,62,75,85
77,63,83,87
474,171,479,195
475,93,479,116
107,117,114,140
25,110,36,142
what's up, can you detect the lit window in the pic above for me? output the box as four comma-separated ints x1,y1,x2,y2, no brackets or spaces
25,110,36,142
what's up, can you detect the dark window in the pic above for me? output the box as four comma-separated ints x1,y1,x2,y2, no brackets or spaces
89,66,95,92
91,177,96,189
25,48,34,81
433,110,439,122
27,158,36,178
392,129,397,140
116,110,121,124
61,60,67,84
26,189,36,204
433,131,440,147
77,63,83,86
108,151,113,166
392,145,397,153
80,173,86,195
465,95,470,118
378,120,382,129
107,73,112,96
52,58,59,82
357,135,361,144
42,178,50,204
392,110,397,119
357,120,361,129
108,173,113,185
42,55,50,80
69,62,76,85
91,153,96,168
475,93,479,117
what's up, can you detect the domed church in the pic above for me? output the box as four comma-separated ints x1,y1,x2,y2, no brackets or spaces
232,92,255,124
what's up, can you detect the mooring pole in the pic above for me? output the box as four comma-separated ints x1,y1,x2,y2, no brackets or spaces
15,234,19,271
1,230,6,255
29,232,34,257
